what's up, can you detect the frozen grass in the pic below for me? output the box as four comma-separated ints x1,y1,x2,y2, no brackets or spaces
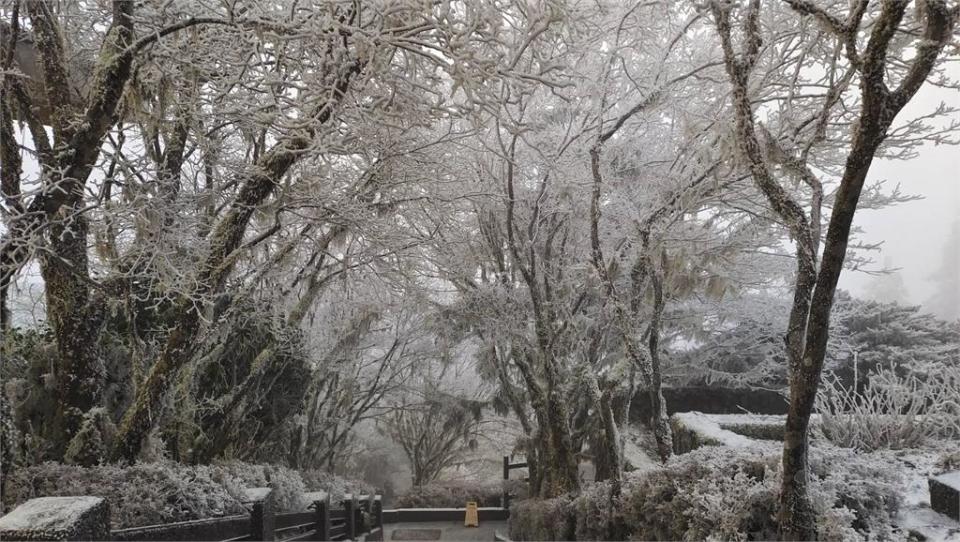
817,365,960,451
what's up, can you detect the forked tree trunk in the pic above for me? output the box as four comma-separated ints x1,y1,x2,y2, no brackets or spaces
14,0,136,453
711,1,957,538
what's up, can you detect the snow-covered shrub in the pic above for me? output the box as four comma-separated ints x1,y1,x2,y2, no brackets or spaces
720,421,784,441
808,451,902,540
209,462,309,511
1,461,374,529
669,412,755,454
509,446,903,541
1,462,246,528
508,494,575,541
818,364,960,451
394,480,505,508
299,469,375,500
621,446,780,541
570,481,626,541
936,450,960,473
625,446,901,541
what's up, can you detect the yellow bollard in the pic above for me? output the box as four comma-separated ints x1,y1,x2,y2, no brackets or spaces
464,501,479,527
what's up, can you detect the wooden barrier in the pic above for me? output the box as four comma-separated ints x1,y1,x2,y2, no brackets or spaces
503,456,528,508
0,490,382,542
0,492,515,541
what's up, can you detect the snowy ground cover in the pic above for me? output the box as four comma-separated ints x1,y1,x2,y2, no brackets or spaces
665,411,960,540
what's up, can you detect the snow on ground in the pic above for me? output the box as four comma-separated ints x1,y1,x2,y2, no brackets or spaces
899,507,960,542
622,425,659,473
673,411,756,447
691,413,787,425
889,447,960,541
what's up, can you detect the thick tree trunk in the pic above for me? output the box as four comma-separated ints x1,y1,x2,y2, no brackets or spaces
41,214,105,452
540,364,580,497
14,0,136,455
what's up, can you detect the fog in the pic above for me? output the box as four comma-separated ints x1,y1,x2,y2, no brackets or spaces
839,68,959,312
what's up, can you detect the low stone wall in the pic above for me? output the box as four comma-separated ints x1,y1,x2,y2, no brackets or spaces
0,496,110,541
929,472,960,521
669,413,761,455
630,387,788,426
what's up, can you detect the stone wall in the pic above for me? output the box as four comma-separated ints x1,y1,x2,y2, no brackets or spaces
630,387,788,426
0,496,110,541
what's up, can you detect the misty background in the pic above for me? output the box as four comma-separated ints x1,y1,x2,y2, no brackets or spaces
838,71,959,320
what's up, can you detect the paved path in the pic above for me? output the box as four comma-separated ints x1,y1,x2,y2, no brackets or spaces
384,521,508,541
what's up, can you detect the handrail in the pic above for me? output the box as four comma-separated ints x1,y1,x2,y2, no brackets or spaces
105,492,384,541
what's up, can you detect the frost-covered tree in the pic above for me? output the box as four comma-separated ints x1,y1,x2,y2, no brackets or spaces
675,291,960,391
2,0,567,464
710,0,959,536
381,362,485,487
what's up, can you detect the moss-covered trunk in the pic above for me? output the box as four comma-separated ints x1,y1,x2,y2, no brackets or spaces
538,366,579,498
40,213,103,453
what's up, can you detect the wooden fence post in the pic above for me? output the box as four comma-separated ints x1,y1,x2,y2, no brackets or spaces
365,494,375,532
314,494,330,542
245,488,275,541
354,495,363,536
373,495,383,529
344,496,357,540
503,456,510,508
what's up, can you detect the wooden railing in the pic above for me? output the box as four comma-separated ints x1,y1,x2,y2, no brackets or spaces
0,489,515,541
108,492,383,542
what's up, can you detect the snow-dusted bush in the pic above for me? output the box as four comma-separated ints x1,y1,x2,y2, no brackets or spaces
507,446,903,541
808,451,902,540
298,469,374,500
508,493,575,541
818,364,960,451
1,461,373,529
620,447,780,541
720,421,784,441
937,450,960,473
570,481,625,541
209,462,309,512
394,480,512,508
2,462,246,528
669,412,755,454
